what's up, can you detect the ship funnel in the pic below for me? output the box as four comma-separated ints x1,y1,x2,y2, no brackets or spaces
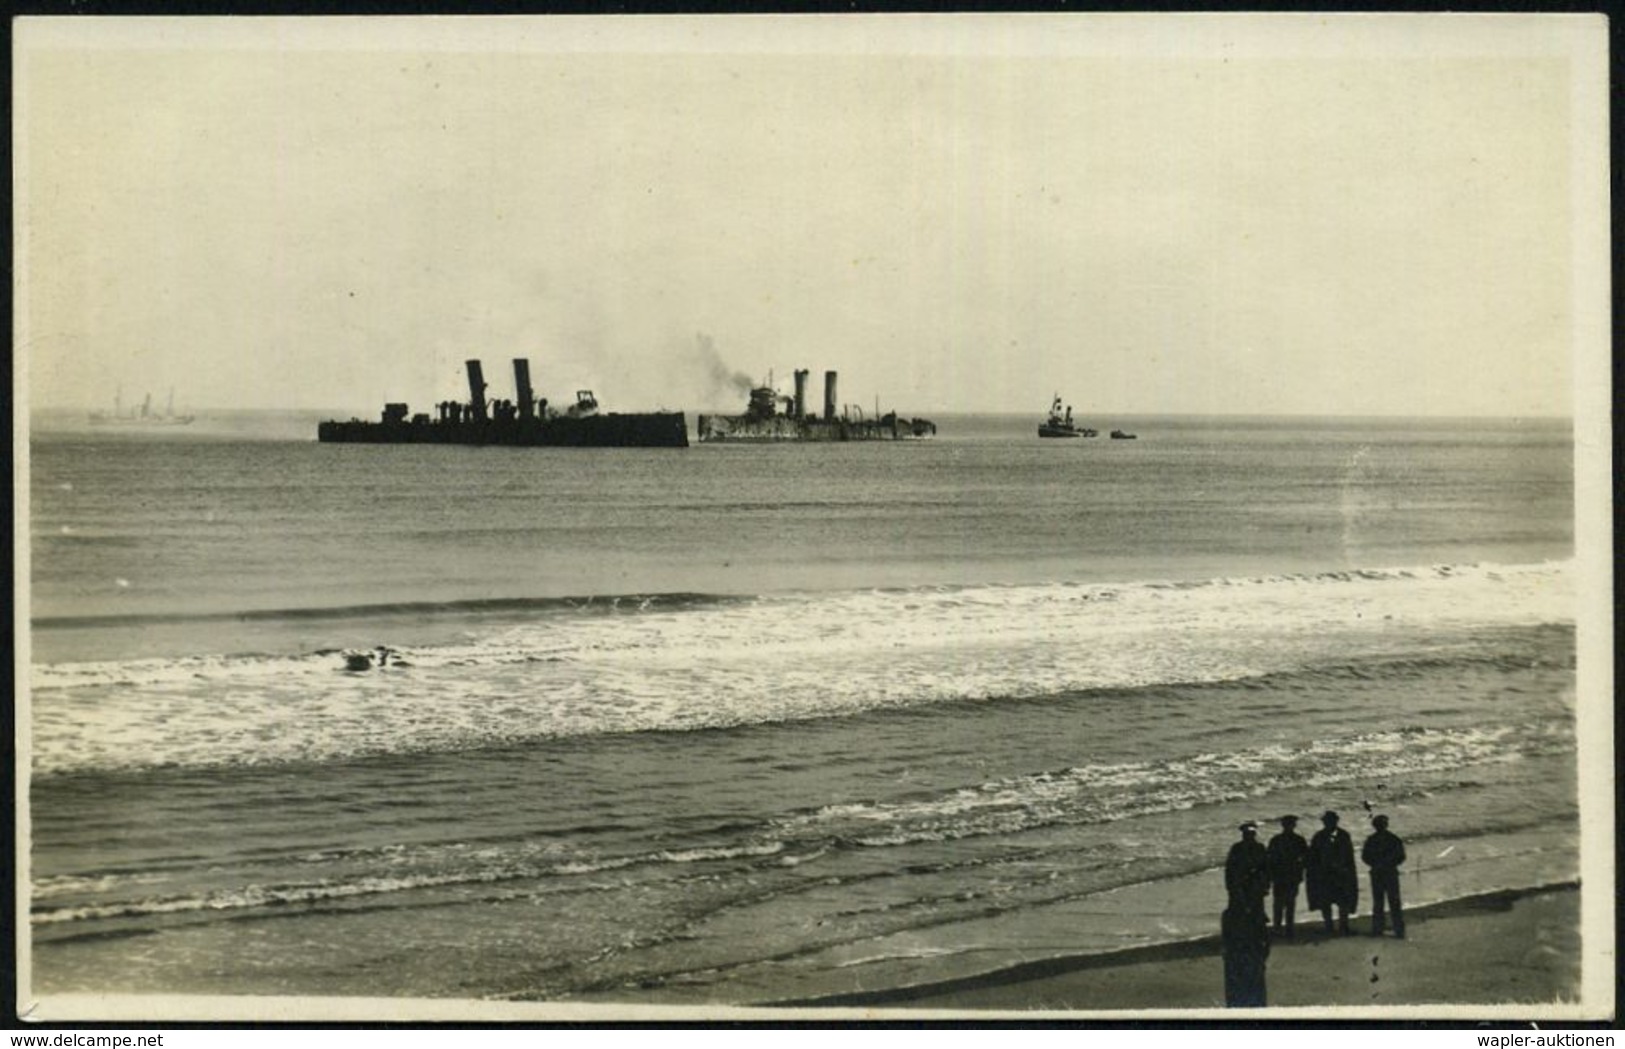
513,359,535,420
465,360,489,421
823,371,837,422
794,369,809,420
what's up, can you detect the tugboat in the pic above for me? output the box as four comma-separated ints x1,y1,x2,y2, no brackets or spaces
1038,395,1097,438
1110,429,1137,440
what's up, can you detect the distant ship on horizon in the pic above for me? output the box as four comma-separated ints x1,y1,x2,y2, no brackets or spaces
89,388,195,427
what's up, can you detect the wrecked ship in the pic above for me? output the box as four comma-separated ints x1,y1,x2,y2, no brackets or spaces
697,369,936,443
317,358,688,448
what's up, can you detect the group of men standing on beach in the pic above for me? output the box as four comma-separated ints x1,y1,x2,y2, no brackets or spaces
1221,810,1408,1007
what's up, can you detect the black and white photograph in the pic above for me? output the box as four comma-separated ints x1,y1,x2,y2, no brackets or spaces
13,14,1612,1023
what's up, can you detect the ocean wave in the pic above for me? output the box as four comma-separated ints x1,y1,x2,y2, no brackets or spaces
30,834,802,929
31,868,516,927
28,560,1574,776
31,591,740,631
31,719,1571,929
30,560,1567,633
780,722,1573,850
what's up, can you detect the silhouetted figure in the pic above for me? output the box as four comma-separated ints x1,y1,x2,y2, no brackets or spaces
1306,810,1359,934
1225,821,1270,909
1221,902,1270,1007
1266,814,1309,937
1362,814,1407,938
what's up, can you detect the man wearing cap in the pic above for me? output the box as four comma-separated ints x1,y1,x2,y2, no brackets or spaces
1305,810,1358,934
1362,814,1407,938
1266,815,1309,937
1225,821,1270,909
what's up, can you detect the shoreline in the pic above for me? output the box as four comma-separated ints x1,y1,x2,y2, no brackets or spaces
772,882,1582,1012
25,883,1593,1023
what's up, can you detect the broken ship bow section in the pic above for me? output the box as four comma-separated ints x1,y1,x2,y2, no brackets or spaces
317,358,689,448
696,368,936,443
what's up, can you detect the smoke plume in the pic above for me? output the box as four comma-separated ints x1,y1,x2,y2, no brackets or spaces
692,333,756,397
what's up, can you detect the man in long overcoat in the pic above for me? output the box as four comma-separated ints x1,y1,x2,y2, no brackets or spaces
1266,814,1309,937
1305,809,1358,934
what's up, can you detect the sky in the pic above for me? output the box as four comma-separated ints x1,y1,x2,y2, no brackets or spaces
15,16,1605,417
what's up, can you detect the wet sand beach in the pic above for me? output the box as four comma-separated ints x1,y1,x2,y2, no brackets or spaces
784,884,1581,1015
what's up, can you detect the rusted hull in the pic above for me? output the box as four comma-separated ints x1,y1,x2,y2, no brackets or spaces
318,413,689,448
696,415,935,442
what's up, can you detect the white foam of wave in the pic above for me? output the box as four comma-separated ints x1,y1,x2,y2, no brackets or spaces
31,833,800,926
833,945,965,969
29,561,1573,775
654,842,785,865
32,834,637,925
31,869,501,925
32,873,156,900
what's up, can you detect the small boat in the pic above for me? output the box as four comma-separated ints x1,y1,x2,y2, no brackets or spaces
1110,429,1137,440
340,646,406,672
341,651,375,672
1038,394,1097,438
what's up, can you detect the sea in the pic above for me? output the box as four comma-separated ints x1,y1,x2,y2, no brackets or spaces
23,411,1581,1008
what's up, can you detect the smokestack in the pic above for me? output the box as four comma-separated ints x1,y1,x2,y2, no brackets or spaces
513,359,535,420
465,360,488,421
794,369,809,420
823,371,838,422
